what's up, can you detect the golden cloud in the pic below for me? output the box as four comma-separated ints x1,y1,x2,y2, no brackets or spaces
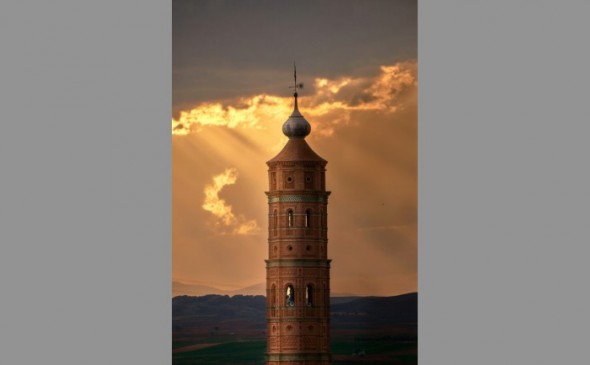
172,94,288,135
172,61,417,136
202,168,260,235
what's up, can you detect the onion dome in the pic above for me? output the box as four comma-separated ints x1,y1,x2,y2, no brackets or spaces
268,68,325,165
282,92,311,138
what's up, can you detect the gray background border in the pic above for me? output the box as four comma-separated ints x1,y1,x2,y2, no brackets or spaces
0,1,171,364
419,1,590,363
1,0,588,364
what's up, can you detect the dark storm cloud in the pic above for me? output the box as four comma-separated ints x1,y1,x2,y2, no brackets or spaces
173,0,417,117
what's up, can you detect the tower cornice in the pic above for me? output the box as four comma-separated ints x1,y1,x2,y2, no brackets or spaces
265,192,331,204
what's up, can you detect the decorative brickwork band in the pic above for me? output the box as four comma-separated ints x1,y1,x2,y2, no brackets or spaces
268,194,328,204
266,259,332,268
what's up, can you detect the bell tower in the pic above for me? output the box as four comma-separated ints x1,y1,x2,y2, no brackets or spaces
265,67,332,365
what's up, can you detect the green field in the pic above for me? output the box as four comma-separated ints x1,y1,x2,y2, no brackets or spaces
173,341,266,365
173,338,417,365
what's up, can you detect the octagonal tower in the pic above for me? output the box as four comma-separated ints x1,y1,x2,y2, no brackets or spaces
265,82,332,365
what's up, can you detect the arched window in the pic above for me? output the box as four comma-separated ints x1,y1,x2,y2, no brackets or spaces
285,285,295,306
287,210,293,228
305,209,311,228
271,284,276,306
306,284,313,306
273,210,277,236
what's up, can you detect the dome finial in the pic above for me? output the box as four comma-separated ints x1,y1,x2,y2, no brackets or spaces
283,63,310,138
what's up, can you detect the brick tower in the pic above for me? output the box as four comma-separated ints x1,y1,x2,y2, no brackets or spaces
265,69,331,365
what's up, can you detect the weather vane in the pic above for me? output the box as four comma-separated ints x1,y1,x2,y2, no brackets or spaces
288,62,304,95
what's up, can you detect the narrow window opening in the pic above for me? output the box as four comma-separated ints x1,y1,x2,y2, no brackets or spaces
287,210,293,228
305,209,311,228
306,285,313,306
273,210,277,236
285,285,295,307
305,173,313,189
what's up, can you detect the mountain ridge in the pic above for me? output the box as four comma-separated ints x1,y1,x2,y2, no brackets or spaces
172,280,410,298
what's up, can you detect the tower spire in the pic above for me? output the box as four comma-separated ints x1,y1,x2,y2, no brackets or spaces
294,62,298,110
289,62,304,111
283,64,310,139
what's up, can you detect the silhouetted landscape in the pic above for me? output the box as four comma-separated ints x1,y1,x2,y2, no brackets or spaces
173,293,417,364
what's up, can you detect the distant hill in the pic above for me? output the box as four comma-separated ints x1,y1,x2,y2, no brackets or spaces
172,292,417,339
173,294,266,319
172,281,368,298
331,293,417,326
172,282,228,296
226,282,267,296
172,281,266,297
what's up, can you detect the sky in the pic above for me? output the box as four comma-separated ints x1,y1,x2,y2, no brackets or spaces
172,0,417,296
